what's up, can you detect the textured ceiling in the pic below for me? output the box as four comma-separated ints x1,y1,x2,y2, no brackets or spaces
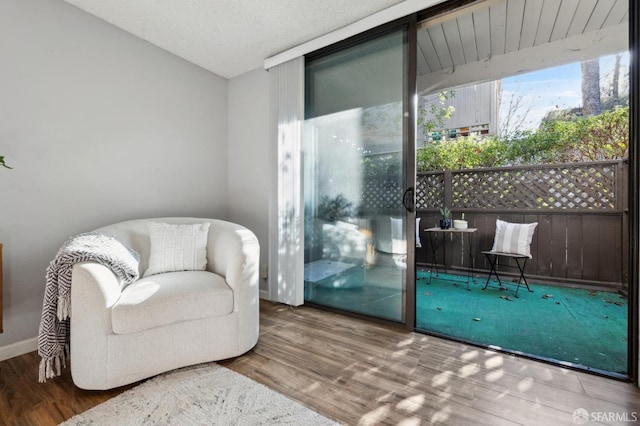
63,0,405,79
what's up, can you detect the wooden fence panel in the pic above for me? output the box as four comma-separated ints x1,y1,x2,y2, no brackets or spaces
565,216,584,281
533,215,552,277
581,216,601,281
416,211,624,288
597,216,622,283
551,215,568,278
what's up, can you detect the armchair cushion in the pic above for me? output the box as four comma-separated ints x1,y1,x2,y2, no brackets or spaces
144,222,210,277
112,270,233,335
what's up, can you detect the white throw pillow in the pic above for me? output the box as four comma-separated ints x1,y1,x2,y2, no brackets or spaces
491,219,537,258
144,222,210,277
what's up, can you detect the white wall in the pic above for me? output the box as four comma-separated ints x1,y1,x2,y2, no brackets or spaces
227,69,270,293
0,0,229,357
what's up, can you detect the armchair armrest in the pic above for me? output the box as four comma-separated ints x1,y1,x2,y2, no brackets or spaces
71,262,123,330
70,262,124,389
207,223,260,311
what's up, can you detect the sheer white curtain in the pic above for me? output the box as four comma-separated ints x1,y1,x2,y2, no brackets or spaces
267,57,305,306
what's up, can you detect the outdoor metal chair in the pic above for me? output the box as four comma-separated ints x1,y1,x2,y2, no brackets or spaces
482,219,537,298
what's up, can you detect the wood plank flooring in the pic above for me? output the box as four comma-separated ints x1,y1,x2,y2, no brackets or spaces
1,300,639,425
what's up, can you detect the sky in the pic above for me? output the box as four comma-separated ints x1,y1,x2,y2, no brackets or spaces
499,52,630,132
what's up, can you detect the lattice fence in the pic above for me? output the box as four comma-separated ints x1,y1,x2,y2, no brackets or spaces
416,173,444,210
361,178,403,213
358,160,623,212
417,160,623,211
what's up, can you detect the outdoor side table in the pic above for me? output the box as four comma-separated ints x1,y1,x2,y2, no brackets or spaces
424,227,477,290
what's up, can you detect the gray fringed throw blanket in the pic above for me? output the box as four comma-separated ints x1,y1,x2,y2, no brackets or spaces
38,232,140,383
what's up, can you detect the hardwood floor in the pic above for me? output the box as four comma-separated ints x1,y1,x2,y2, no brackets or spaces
2,300,640,425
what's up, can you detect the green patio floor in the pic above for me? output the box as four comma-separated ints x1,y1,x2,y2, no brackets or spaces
416,269,628,375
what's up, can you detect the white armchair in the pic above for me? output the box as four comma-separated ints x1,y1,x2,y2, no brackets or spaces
69,217,260,390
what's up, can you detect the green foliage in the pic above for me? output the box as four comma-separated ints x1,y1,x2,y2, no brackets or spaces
361,153,401,178
417,134,505,171
417,107,628,172
418,91,456,135
513,107,628,163
317,194,353,222
567,107,628,161
439,207,451,219
500,123,573,165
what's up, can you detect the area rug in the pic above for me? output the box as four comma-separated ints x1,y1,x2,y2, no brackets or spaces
61,363,337,425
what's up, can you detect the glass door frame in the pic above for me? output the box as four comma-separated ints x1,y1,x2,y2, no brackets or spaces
303,16,418,329
404,14,417,330
628,0,639,384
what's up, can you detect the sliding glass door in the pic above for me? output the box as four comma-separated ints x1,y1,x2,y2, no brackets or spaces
303,25,414,323
413,0,630,376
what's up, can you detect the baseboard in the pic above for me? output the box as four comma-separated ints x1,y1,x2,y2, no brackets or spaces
0,337,37,362
259,289,271,301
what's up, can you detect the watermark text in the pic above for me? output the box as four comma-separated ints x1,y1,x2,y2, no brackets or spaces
573,408,638,424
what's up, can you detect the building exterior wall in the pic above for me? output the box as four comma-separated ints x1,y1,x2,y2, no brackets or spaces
418,80,500,145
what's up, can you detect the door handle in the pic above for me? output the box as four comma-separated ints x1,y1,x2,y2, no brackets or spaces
402,187,415,212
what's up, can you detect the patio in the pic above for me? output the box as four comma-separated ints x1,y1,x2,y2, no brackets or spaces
412,160,629,375
416,269,628,375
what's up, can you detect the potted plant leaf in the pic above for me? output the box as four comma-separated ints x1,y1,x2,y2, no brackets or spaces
439,207,451,229
0,156,11,169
